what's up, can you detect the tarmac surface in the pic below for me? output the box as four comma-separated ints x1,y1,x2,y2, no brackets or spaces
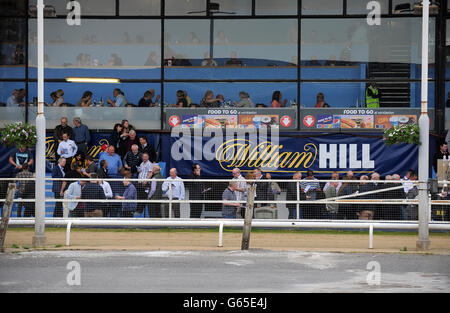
0,250,449,293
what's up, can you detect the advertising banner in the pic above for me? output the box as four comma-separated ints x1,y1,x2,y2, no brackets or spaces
165,107,298,130
300,108,434,131
165,130,423,178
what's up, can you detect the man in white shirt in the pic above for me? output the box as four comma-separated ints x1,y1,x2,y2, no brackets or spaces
323,171,342,194
136,152,154,214
232,168,247,218
57,132,78,171
162,168,185,218
65,180,87,217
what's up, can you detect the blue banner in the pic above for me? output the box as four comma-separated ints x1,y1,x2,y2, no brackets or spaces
164,132,432,178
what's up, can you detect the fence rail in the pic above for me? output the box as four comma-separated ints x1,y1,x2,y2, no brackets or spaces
1,178,449,222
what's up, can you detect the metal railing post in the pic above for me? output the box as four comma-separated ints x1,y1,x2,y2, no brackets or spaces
296,181,300,220
168,182,172,219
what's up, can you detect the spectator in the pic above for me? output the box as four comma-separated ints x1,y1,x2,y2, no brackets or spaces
98,145,123,177
200,90,221,108
15,162,35,217
9,145,34,176
145,51,159,66
225,51,243,67
405,172,419,220
81,173,106,217
256,103,266,108
337,171,358,220
187,163,207,219
115,175,137,218
107,88,128,107
365,81,380,108
110,123,125,154
201,51,218,67
70,152,87,176
216,94,226,107
98,178,113,217
323,171,341,194
175,89,188,108
135,152,154,215
121,129,138,157
97,159,109,179
107,53,123,66
122,119,135,133
183,90,192,106
315,92,329,108
433,141,449,175
270,91,287,108
266,173,281,208
72,117,90,156
233,91,253,108
6,89,24,107
301,170,322,219
162,168,185,218
52,157,66,217
305,55,321,66
52,89,64,107
76,91,93,107
324,55,338,66
253,167,270,208
123,144,142,179
382,173,404,221
214,31,229,45
53,117,73,161
222,181,241,219
232,168,248,218
138,135,157,163
286,171,304,219
148,89,160,105
138,90,155,107
148,164,164,218
65,179,87,217
57,132,78,171
324,179,339,220
83,155,97,178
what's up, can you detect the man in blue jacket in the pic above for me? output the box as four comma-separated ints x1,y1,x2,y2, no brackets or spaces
52,157,66,217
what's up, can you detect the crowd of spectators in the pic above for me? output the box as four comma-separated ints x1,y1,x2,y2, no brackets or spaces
2,87,304,108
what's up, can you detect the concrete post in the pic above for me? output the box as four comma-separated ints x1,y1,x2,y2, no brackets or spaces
32,0,47,248
417,0,431,251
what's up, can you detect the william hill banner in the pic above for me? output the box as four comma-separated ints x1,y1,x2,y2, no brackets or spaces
165,130,420,178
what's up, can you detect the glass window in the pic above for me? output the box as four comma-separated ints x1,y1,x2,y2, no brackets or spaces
164,19,210,64
2,0,27,17
163,83,298,130
0,18,26,78
29,0,116,16
28,19,161,78
164,82,297,107
27,82,162,130
0,81,26,105
213,19,297,66
119,0,160,16
255,0,298,15
301,18,435,78
301,0,343,15
300,82,365,108
165,0,206,16
346,0,389,15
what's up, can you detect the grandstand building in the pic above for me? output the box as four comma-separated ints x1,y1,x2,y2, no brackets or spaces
0,0,449,179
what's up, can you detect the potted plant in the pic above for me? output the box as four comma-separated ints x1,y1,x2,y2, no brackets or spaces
0,122,37,148
382,123,421,146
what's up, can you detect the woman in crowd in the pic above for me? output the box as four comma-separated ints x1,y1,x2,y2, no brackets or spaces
77,91,93,107
200,90,221,107
270,90,287,108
